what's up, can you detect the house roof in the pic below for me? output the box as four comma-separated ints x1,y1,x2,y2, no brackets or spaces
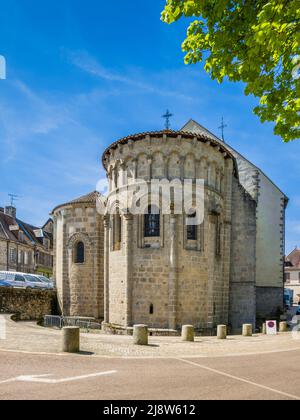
286,248,300,268
52,191,101,214
0,209,52,248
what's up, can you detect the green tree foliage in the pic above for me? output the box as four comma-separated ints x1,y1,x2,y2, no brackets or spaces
162,0,300,142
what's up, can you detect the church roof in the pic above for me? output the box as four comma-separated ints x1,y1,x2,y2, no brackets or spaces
52,191,101,213
181,120,288,203
102,129,235,169
181,119,221,142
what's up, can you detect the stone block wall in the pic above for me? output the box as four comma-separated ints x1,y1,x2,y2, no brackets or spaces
105,134,236,330
53,205,104,320
256,286,284,322
229,179,257,332
0,240,7,271
0,288,57,320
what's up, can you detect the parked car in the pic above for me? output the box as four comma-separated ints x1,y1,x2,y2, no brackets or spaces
36,275,55,290
0,279,13,288
25,274,53,290
0,272,48,290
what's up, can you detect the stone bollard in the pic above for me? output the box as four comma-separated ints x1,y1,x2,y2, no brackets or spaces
242,324,253,337
262,323,267,335
217,325,227,340
133,325,148,346
182,325,195,342
279,321,288,333
62,326,80,353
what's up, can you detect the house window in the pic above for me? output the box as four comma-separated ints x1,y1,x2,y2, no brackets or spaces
285,272,291,282
10,248,17,264
186,212,197,241
144,205,160,238
18,231,24,242
43,238,50,250
75,241,85,264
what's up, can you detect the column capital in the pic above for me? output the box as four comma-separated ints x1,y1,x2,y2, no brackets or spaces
123,212,134,221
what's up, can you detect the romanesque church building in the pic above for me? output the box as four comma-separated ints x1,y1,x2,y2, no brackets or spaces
52,120,287,333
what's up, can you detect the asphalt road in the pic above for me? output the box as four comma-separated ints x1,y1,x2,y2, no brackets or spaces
0,349,300,400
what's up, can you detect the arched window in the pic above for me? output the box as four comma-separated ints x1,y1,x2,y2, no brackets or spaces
144,205,160,238
187,211,197,241
75,241,85,264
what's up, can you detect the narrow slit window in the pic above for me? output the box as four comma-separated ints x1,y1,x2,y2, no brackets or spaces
75,241,85,264
187,212,197,241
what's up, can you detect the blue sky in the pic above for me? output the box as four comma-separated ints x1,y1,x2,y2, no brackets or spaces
0,0,299,253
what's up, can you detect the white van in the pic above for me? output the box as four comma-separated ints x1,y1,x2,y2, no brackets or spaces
0,272,50,290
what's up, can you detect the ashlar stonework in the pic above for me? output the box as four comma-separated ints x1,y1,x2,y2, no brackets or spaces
52,120,288,333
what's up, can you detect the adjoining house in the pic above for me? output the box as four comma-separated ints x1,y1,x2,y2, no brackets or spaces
0,204,53,277
285,248,300,305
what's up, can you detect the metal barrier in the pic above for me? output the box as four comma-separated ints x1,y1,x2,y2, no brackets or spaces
44,315,63,329
43,315,102,332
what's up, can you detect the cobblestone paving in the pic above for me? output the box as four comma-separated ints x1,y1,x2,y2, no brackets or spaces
1,315,300,358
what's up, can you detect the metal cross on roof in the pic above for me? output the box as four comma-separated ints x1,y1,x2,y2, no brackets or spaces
162,110,173,130
218,117,227,142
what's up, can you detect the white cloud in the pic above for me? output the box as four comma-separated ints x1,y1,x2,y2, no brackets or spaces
69,50,195,102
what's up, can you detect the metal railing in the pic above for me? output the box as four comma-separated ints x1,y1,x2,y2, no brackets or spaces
44,315,64,329
43,315,102,331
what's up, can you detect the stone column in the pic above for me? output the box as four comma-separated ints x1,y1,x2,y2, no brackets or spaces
206,215,216,329
132,159,137,180
147,157,153,181
168,212,178,330
180,157,185,179
119,161,126,188
103,215,110,323
124,213,134,327
107,169,112,191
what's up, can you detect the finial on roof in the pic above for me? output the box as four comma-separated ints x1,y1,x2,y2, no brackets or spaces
218,117,227,142
162,110,173,130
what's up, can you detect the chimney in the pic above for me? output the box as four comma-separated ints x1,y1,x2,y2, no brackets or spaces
5,206,16,219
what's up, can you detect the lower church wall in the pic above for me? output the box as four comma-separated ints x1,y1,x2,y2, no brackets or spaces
256,286,284,323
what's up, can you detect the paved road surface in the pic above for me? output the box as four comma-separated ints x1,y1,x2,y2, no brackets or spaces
0,350,300,400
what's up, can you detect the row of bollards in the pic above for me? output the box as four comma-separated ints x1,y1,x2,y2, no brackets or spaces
60,321,290,353
261,321,288,334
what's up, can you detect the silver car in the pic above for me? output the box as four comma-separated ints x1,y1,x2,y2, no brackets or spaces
0,272,47,289
23,274,52,290
37,275,55,290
